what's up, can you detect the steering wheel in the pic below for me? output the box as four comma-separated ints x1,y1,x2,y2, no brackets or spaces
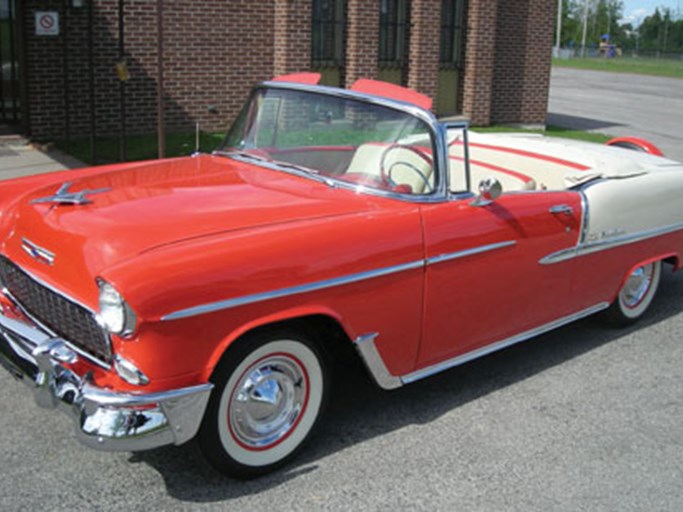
379,144,434,194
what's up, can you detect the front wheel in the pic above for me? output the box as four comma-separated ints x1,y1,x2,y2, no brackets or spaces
198,330,328,478
604,260,662,326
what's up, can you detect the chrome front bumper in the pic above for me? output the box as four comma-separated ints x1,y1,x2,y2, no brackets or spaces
0,312,213,452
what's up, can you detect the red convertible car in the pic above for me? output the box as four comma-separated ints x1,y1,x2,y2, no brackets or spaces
1,74,682,478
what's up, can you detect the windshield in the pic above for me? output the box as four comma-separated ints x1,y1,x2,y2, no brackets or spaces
219,87,437,196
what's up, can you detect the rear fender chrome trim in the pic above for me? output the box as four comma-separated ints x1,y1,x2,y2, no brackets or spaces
355,303,609,390
540,221,683,265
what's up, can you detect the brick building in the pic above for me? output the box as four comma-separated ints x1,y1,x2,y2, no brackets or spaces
1,0,554,143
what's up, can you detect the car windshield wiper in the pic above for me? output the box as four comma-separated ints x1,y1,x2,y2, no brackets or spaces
270,160,337,188
212,149,269,162
213,150,336,187
271,160,319,175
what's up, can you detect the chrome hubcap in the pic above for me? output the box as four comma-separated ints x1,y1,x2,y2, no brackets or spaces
229,355,307,449
621,263,654,309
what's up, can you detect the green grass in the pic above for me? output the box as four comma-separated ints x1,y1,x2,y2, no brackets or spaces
553,56,683,79
473,125,612,144
56,131,225,165
58,125,612,166
275,127,418,148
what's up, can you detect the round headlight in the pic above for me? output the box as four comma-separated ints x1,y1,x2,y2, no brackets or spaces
97,280,137,336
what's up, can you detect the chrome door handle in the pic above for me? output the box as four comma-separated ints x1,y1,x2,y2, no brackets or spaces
549,204,573,216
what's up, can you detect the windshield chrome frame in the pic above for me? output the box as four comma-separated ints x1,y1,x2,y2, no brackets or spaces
220,80,470,204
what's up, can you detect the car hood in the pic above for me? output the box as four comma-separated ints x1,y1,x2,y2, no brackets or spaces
1,154,388,285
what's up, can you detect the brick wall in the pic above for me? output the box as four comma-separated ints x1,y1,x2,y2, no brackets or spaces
22,0,555,141
407,0,441,104
23,0,275,141
490,0,554,125
461,0,498,125
274,0,312,76
344,0,379,87
23,0,70,139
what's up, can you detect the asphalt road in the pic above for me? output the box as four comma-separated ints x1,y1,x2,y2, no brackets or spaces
548,67,683,162
1,71,683,510
1,270,683,510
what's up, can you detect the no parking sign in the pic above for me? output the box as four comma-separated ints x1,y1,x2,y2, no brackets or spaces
35,12,59,36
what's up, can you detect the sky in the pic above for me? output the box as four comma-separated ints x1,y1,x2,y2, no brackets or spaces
621,0,682,25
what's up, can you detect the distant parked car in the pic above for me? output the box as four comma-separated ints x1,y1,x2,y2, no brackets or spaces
1,73,682,479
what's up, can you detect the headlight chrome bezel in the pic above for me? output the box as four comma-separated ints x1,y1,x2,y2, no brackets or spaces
96,279,137,338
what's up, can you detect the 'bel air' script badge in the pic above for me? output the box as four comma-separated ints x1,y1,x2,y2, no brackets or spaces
30,182,110,206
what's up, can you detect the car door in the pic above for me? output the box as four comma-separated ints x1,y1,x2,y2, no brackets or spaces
416,161,583,369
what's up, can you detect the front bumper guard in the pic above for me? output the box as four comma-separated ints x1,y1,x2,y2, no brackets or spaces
0,313,213,452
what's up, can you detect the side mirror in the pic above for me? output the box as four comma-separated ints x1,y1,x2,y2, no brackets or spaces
470,177,502,207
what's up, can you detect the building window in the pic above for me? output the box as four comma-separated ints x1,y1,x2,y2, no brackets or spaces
312,0,345,67
379,0,409,68
0,0,20,123
440,0,466,69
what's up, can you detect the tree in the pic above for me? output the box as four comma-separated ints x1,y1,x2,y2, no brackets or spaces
555,1,625,49
636,8,683,53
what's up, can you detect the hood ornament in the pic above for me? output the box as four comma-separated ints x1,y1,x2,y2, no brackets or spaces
30,182,110,206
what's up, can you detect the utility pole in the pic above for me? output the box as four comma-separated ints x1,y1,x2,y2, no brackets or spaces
607,1,611,37
556,0,563,55
581,0,589,57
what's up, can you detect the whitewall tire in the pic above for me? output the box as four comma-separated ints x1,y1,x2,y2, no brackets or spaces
604,260,662,326
198,330,328,478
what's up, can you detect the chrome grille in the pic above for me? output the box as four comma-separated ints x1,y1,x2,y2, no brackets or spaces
0,256,111,363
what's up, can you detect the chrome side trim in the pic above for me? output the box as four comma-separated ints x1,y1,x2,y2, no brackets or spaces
400,302,609,385
161,259,425,321
578,190,590,245
353,333,403,390
162,240,519,321
426,240,516,266
540,220,683,265
539,247,577,265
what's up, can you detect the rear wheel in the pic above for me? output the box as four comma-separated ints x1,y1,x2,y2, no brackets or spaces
198,330,328,478
604,260,662,326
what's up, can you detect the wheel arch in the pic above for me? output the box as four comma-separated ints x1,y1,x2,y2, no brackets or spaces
611,253,675,303
606,137,664,157
200,307,359,382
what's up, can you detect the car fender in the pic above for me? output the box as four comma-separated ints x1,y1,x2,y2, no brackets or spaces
610,252,678,303
199,304,353,381
606,137,664,156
